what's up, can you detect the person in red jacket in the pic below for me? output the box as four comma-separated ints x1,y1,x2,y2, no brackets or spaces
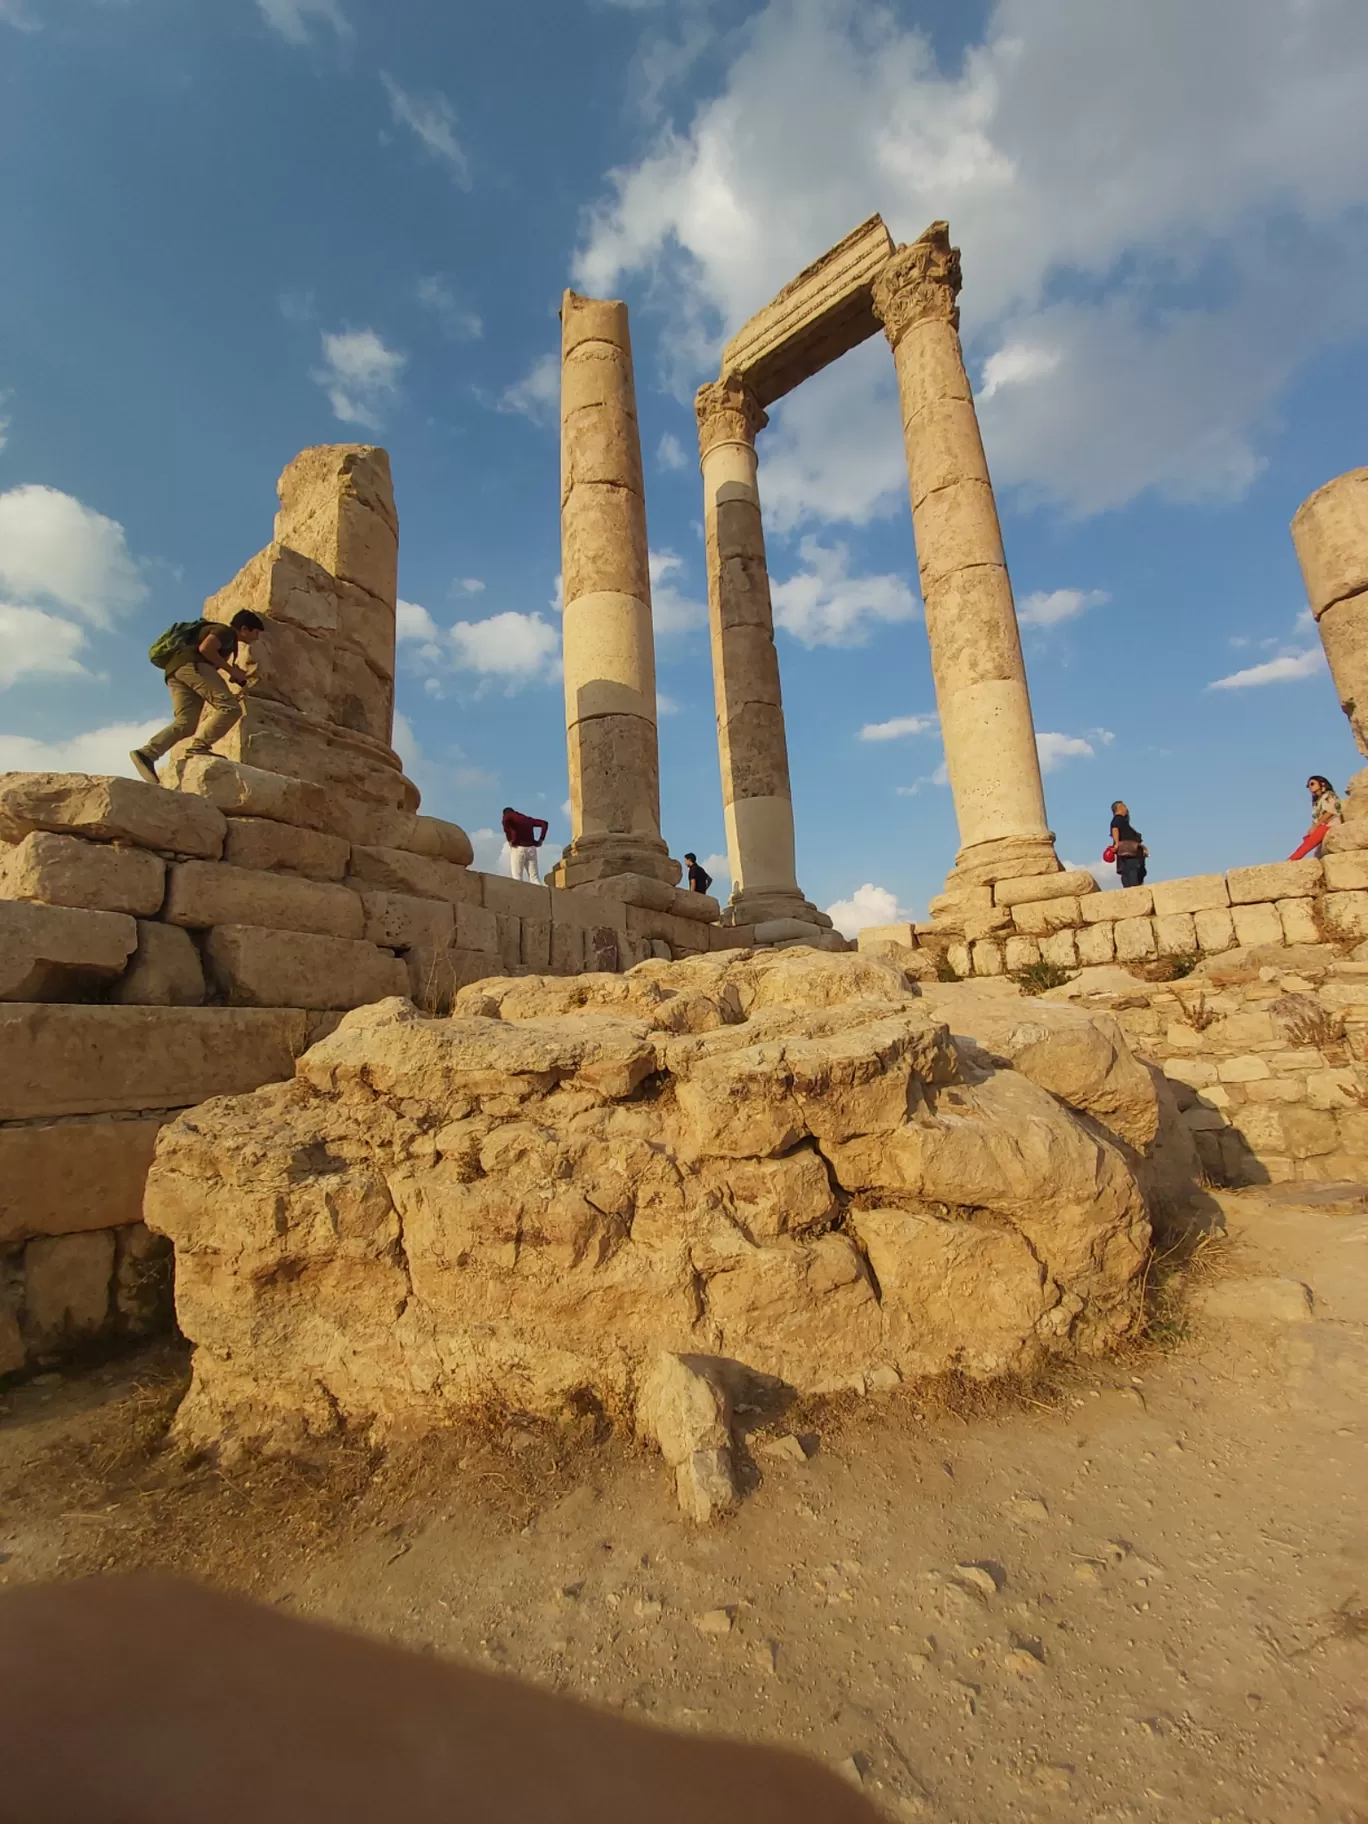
502,805,549,882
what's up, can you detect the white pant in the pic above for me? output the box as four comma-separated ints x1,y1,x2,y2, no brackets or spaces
509,845,541,883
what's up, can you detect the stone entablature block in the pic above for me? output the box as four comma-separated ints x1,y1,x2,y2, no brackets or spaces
719,214,895,408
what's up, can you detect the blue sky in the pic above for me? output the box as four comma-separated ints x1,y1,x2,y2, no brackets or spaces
3,0,1367,927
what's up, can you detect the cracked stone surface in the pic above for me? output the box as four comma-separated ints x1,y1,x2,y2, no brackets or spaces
145,950,1157,1455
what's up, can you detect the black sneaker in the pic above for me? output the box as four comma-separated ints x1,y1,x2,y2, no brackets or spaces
129,749,159,786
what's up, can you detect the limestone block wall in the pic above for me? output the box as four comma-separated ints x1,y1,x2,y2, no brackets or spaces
918,852,1368,980
1059,958,1368,1190
0,765,749,1377
0,1002,327,1376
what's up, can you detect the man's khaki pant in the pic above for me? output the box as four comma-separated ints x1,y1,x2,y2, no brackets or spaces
145,662,243,762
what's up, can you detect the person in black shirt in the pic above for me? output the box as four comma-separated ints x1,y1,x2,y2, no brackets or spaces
1109,801,1148,889
683,852,713,895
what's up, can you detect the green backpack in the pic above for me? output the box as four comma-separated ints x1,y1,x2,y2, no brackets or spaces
148,619,208,670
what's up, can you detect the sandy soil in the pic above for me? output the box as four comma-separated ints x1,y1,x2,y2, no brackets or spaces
2,1186,1366,1824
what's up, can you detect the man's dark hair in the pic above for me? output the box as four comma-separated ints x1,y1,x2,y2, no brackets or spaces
503,806,514,816
230,611,265,633
684,852,696,862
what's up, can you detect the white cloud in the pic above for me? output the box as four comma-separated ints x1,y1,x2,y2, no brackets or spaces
859,713,937,742
0,408,9,450
468,826,511,874
1036,731,1106,773
457,577,485,595
575,0,1368,519
0,485,146,625
381,74,470,186
649,547,708,635
313,328,405,430
656,692,680,716
0,603,89,687
449,611,561,686
499,352,559,424
771,537,918,648
396,599,439,642
825,882,907,938
416,276,482,340
257,0,349,44
895,760,949,796
758,343,907,531
657,431,688,471
979,343,1062,401
0,718,161,777
1018,587,1110,630
1207,647,1328,690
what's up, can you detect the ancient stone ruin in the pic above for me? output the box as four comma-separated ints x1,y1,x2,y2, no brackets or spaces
0,444,742,1378
4,214,1368,1521
144,948,1164,1516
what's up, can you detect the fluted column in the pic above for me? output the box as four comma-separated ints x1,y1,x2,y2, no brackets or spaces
873,222,1058,892
696,374,829,929
555,291,678,887
1292,467,1368,755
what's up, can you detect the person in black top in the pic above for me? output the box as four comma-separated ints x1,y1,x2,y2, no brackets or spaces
683,852,713,895
1109,801,1148,889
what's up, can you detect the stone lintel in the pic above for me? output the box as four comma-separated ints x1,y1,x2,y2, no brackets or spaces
719,214,896,407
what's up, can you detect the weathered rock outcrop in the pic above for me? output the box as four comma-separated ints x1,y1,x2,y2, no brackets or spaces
145,951,1158,1457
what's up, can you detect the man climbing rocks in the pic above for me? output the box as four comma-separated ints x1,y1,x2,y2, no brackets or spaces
502,805,549,883
130,610,266,786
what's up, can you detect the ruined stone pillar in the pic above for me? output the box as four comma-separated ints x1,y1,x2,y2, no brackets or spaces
696,375,829,929
1292,467,1368,754
873,223,1058,892
555,292,678,888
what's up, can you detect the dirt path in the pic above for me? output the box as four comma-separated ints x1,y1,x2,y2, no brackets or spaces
3,1188,1366,1823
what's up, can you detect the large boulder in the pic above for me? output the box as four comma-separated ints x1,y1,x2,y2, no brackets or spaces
145,951,1157,1456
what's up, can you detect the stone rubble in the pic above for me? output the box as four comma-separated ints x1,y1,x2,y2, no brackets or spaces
143,950,1161,1489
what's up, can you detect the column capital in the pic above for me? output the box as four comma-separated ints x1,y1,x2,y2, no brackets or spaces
695,372,769,459
871,221,962,349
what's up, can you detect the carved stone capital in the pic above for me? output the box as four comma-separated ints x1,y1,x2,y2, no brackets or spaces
871,222,962,349
695,373,769,458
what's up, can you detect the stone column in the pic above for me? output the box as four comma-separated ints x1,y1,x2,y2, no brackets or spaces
873,222,1059,893
555,292,678,887
696,374,829,929
1292,467,1368,754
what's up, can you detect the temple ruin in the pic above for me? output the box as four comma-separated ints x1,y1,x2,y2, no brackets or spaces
4,216,1368,1492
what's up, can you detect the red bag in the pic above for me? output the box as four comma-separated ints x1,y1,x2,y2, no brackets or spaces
1289,824,1330,862
1102,845,1116,864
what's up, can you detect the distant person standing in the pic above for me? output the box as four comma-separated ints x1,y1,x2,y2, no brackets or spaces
1108,800,1148,889
683,852,713,895
502,806,548,883
1289,775,1343,860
